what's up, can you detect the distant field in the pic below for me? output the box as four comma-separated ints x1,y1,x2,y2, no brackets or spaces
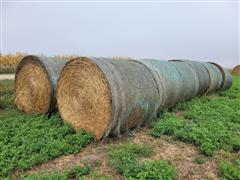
0,53,76,74
0,76,239,179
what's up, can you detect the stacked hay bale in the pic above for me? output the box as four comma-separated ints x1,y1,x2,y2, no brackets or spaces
56,57,232,139
170,60,232,93
233,65,240,76
15,55,232,140
15,55,67,113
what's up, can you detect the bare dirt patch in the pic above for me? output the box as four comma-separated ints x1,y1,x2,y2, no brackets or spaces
132,128,218,180
26,127,238,180
28,142,122,179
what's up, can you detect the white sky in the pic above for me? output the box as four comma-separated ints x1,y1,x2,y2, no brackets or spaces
1,1,239,68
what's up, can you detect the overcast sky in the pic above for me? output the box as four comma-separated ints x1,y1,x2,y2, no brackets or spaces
1,1,239,67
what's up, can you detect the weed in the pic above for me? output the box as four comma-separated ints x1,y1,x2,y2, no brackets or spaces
132,160,177,180
0,66,17,74
0,80,93,177
0,80,14,108
193,155,211,164
108,143,176,180
0,113,93,177
108,143,152,174
151,76,240,156
220,76,240,99
219,157,240,180
20,165,91,180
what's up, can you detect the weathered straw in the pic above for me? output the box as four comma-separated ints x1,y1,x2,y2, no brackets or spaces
57,57,159,140
233,65,240,76
15,55,67,113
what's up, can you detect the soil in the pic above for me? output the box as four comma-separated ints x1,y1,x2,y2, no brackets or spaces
22,127,239,180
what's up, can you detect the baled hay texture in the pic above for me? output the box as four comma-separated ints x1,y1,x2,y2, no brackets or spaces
57,57,112,140
15,59,51,113
233,65,240,76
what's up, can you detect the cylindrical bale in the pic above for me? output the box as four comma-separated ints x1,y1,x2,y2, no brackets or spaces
131,59,184,109
57,57,160,140
15,55,67,114
200,62,223,94
209,62,232,91
168,60,199,101
170,59,210,95
233,65,240,76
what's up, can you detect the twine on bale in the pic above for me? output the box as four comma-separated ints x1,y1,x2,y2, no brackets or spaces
15,55,67,114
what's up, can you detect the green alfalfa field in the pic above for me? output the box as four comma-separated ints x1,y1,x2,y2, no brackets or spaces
0,74,239,179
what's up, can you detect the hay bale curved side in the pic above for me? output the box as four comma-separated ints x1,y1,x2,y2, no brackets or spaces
209,62,232,91
15,55,67,113
232,65,240,76
170,60,210,95
168,61,199,101
200,62,222,94
132,59,184,109
56,57,160,140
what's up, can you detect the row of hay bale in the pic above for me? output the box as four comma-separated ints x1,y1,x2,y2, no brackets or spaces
15,56,233,140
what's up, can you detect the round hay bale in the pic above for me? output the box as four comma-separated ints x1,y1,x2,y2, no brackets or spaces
233,65,240,76
57,57,160,140
132,59,184,109
209,62,232,91
170,60,210,95
15,55,67,114
168,60,199,101
200,62,223,94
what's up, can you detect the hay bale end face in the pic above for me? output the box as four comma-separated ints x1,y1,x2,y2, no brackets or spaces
57,57,160,140
15,55,67,114
57,58,112,139
233,65,240,76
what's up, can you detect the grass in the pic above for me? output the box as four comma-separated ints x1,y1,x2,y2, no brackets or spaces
0,80,93,178
107,143,177,180
0,80,14,109
20,165,111,180
0,66,17,74
219,156,240,180
151,76,240,156
21,165,91,180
